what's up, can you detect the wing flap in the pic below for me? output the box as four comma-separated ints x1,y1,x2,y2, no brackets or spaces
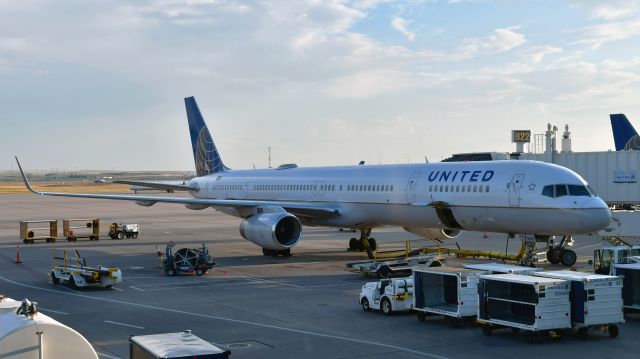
113,180,198,192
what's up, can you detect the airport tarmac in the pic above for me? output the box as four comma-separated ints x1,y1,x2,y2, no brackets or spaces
1,194,639,358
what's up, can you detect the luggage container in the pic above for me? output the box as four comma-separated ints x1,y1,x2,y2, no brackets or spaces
19,220,57,244
63,218,100,241
613,263,640,311
463,262,542,275
533,270,624,338
413,267,485,326
478,274,571,340
129,330,230,359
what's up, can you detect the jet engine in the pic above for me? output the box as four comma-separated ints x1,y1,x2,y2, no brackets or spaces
239,212,302,250
403,227,462,241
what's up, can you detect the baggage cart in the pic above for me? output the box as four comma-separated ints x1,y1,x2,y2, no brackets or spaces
533,270,624,338
413,267,486,326
63,218,100,241
19,220,57,244
464,262,542,275
613,263,640,311
129,330,230,359
478,274,571,340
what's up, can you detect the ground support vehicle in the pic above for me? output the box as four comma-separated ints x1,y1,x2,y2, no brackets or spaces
19,220,57,244
347,254,444,278
413,267,485,327
50,249,122,289
63,218,100,241
108,222,139,239
359,277,414,315
463,262,542,275
533,270,624,338
477,274,571,342
614,263,640,311
163,242,217,276
130,330,230,359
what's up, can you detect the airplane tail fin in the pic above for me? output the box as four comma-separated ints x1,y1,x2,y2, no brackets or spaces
610,114,639,151
185,96,230,176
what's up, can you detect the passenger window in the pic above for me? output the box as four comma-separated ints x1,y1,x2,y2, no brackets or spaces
461,186,465,192
479,186,483,193
555,184,568,197
428,185,432,192
390,185,394,191
542,185,553,197
486,185,490,193
473,185,477,192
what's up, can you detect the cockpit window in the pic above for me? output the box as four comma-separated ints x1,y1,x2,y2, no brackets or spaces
555,185,568,197
568,185,590,196
543,184,593,198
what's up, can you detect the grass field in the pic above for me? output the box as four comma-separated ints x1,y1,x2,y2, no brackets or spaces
0,182,131,194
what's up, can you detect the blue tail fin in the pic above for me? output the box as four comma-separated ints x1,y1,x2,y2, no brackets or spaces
185,96,230,176
611,114,639,151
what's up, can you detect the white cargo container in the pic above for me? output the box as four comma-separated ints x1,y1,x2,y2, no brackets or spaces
129,331,230,359
614,263,640,310
478,274,571,338
533,270,624,338
0,308,98,358
0,296,20,314
464,262,542,275
413,267,485,324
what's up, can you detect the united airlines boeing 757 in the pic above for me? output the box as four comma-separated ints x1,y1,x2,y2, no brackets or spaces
16,97,611,265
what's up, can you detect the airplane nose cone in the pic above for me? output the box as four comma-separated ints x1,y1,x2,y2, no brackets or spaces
579,198,611,233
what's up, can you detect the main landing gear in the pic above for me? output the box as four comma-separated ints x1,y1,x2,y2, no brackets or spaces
348,228,377,258
545,236,577,267
262,248,292,257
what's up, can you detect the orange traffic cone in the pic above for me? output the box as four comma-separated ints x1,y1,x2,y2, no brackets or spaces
15,245,22,264
483,232,488,239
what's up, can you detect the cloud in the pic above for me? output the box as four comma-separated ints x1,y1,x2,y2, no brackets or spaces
519,46,562,63
574,19,640,49
391,16,415,41
590,6,635,21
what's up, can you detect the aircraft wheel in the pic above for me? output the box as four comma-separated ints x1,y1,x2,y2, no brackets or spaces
348,238,358,251
560,249,577,266
546,247,562,264
368,238,377,251
262,248,272,256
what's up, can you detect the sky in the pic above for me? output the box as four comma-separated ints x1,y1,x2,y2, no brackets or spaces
3,0,640,171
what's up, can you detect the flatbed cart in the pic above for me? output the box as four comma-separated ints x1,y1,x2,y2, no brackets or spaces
163,242,217,276
19,220,57,244
613,263,640,311
533,270,624,338
63,218,100,241
50,249,122,288
413,267,486,327
477,274,571,342
347,254,444,278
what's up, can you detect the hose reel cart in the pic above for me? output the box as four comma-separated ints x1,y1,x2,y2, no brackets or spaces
413,267,486,326
163,242,217,276
533,270,624,338
477,274,571,340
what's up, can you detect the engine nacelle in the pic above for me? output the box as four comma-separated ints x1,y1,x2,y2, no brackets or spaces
239,212,302,250
402,227,462,241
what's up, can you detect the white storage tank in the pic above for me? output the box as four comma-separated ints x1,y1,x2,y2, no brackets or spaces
0,296,21,314
413,267,486,323
464,262,542,275
533,270,624,337
478,274,571,337
0,303,98,359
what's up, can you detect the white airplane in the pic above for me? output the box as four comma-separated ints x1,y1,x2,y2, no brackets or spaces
16,97,611,265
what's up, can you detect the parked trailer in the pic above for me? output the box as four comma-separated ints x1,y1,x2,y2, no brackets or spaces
19,220,57,244
464,262,542,275
63,218,100,241
130,330,230,359
478,274,571,340
614,263,640,311
359,277,414,315
533,270,624,338
413,267,486,326
347,254,444,278
51,249,122,289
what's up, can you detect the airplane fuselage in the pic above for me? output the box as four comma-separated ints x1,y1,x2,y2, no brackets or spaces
188,160,611,236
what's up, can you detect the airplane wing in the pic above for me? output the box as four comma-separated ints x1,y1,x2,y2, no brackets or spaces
112,180,198,192
15,157,340,219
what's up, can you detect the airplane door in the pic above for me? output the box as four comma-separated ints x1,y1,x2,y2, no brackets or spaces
406,172,421,204
509,174,525,207
313,180,326,199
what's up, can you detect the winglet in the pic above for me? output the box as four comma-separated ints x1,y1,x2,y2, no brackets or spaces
14,156,40,195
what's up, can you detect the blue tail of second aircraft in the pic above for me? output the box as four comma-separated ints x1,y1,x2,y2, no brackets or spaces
185,96,230,176
610,114,639,151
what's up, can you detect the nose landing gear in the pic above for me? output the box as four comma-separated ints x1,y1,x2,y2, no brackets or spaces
544,236,577,266
347,228,377,259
